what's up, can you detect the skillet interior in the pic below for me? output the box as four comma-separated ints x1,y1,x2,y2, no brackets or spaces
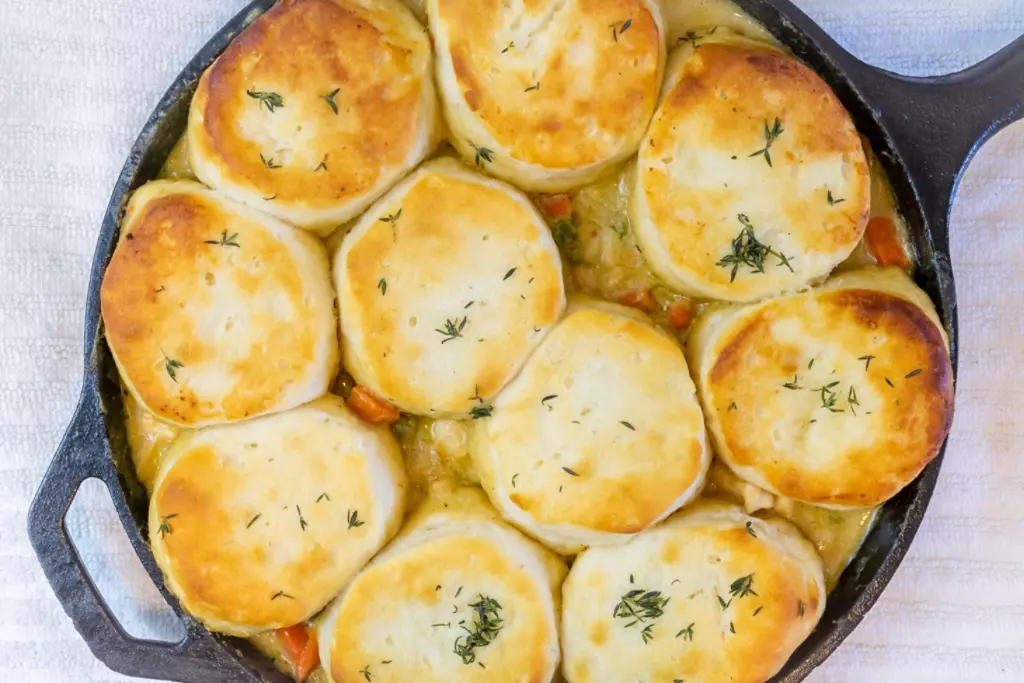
40,0,1024,680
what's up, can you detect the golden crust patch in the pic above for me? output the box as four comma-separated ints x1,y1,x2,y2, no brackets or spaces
632,39,870,301
429,0,665,190
688,267,954,507
188,0,438,232
101,180,338,427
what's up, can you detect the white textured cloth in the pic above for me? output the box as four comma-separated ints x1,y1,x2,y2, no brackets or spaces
1,1,1022,681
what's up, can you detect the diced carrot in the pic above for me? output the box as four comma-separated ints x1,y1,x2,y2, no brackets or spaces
536,193,573,221
667,301,694,330
276,625,320,682
620,289,654,312
347,385,401,424
864,216,910,269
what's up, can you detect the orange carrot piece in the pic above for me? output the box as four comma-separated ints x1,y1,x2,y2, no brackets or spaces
537,193,573,221
347,385,401,424
620,289,654,312
667,301,694,330
276,625,319,682
864,216,910,269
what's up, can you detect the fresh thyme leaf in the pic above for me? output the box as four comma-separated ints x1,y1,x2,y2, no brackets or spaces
681,30,700,48
204,230,240,248
503,267,517,280
541,394,558,410
377,278,387,296
745,521,757,538
470,405,493,419
322,87,340,115
468,384,484,404
613,589,669,641
620,421,636,431
436,317,468,343
316,492,330,503
640,624,654,644
379,208,402,239
848,385,860,415
748,117,784,167
562,467,579,476
157,513,178,538
347,509,365,529
728,401,738,412
827,189,845,205
271,590,293,601
817,383,845,413
716,214,793,281
753,606,763,616
782,375,802,390
729,574,757,599
729,621,736,634
296,506,307,531
609,18,632,41
455,586,464,598
314,155,328,172
524,82,540,92
246,89,284,113
464,301,474,309
905,369,922,378
260,153,281,169
859,355,876,370
885,377,895,388
808,358,815,369
453,594,504,665
511,473,518,488
501,41,514,53
676,623,695,641
246,513,261,529
798,599,805,617
163,356,184,382
630,574,634,584
472,144,495,167
359,665,372,681
718,594,732,610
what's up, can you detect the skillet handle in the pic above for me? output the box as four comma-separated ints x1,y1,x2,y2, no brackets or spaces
27,384,272,683
852,35,1024,221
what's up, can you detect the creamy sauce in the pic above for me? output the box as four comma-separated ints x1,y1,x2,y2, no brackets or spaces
133,2,912,679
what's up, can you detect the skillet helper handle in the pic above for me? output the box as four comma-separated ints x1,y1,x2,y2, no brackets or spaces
27,385,259,683
853,35,1024,223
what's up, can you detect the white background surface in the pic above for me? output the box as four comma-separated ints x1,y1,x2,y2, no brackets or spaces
1,1,1022,681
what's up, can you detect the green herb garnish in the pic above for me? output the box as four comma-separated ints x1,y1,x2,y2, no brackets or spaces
260,153,281,169
676,623,695,641
322,87,340,114
749,117,784,167
246,514,261,529
716,214,793,281
157,513,178,538
204,230,240,248
729,574,757,599
453,594,504,665
613,589,669,637
620,421,636,431
246,89,283,113
827,189,845,205
472,144,494,167
470,405,493,419
609,18,632,41
347,509,365,529
436,317,468,343
377,278,387,296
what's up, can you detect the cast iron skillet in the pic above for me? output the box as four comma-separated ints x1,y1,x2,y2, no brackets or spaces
27,1,1024,681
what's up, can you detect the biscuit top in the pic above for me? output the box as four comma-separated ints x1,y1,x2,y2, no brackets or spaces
429,0,664,170
188,0,436,231
100,180,337,427
633,39,870,301
688,267,954,507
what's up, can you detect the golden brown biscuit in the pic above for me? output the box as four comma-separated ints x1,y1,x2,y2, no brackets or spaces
470,297,709,554
561,501,825,683
188,0,438,234
318,487,565,682
149,396,407,636
687,267,954,508
632,38,870,301
101,180,338,428
334,158,566,418
428,0,665,191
